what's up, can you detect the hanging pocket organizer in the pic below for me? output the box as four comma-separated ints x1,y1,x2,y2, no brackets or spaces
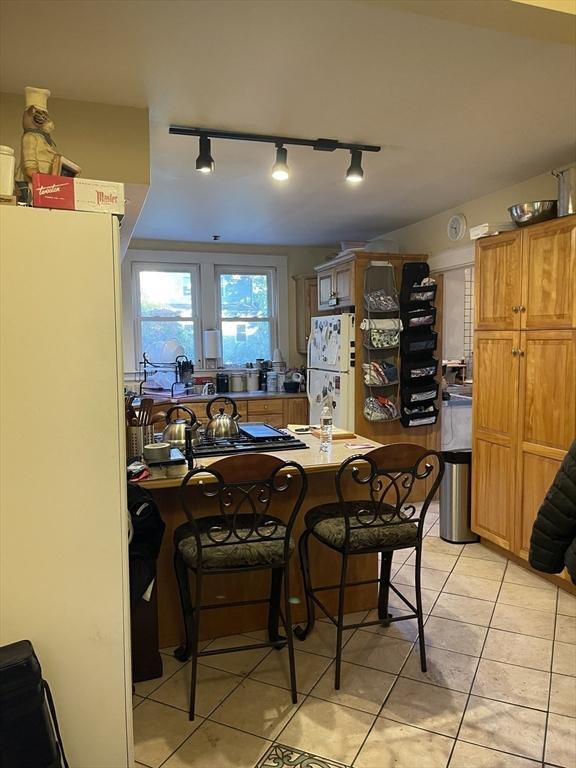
361,318,402,349
399,260,439,428
401,357,438,383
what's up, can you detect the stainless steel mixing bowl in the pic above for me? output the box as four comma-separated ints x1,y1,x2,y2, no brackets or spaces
508,200,557,227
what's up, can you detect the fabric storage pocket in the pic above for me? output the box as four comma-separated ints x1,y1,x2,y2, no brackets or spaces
402,357,438,382
401,404,439,427
361,318,402,349
402,306,437,329
362,360,399,386
364,289,399,312
402,381,439,405
401,331,437,356
363,395,399,421
400,281,437,304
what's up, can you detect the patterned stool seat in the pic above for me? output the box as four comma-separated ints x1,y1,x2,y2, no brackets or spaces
175,514,294,569
305,501,418,551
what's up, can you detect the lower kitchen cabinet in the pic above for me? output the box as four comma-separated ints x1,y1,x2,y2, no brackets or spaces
154,395,308,430
472,329,576,561
471,331,519,550
514,330,576,562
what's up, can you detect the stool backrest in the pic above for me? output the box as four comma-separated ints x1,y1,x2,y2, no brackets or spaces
335,443,444,547
179,454,307,562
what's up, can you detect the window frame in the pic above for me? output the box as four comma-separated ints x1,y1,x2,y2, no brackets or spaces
215,266,278,367
133,262,201,365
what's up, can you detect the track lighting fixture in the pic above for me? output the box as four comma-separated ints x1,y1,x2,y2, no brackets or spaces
271,145,290,181
170,125,380,182
346,150,364,183
195,135,214,174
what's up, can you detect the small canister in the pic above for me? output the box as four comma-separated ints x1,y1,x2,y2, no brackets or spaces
247,370,259,392
0,146,15,199
230,372,245,392
216,373,229,393
267,372,278,393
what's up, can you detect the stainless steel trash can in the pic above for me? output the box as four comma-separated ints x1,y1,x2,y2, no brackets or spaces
439,450,479,544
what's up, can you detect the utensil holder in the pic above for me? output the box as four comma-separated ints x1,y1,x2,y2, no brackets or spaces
126,425,154,458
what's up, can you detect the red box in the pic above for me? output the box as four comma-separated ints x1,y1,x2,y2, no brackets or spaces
32,174,75,209
31,174,125,215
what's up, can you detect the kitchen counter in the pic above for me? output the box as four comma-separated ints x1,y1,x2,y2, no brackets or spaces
140,432,382,644
133,389,308,405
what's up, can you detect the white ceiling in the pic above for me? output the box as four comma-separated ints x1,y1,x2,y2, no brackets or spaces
1,0,574,246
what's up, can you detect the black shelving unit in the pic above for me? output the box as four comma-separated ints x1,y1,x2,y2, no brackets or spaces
360,261,401,423
399,262,439,428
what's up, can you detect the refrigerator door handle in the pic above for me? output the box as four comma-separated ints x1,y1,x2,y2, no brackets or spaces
306,332,313,411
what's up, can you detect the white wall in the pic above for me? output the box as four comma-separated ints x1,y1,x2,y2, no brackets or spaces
443,268,466,360
374,170,558,270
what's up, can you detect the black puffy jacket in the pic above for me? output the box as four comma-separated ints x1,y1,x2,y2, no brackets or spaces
529,441,576,584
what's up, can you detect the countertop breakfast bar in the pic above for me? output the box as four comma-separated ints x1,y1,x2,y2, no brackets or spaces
139,433,382,646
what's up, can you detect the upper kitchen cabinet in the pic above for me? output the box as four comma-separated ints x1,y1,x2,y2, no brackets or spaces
475,215,576,332
316,255,355,311
475,231,522,330
293,273,319,355
520,216,576,329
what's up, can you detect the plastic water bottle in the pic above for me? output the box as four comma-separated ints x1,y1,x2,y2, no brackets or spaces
319,391,333,452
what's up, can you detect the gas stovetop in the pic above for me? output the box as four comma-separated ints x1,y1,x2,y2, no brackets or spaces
191,425,309,458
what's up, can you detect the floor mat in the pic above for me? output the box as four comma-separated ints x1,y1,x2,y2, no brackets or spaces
257,743,348,768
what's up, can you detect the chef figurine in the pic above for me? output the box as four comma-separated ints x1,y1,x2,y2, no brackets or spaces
15,86,80,201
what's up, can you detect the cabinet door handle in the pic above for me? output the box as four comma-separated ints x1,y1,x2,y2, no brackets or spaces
512,305,519,313
519,305,526,313
511,348,519,356
518,349,525,357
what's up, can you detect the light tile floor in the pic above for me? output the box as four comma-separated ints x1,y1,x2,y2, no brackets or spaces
134,507,576,768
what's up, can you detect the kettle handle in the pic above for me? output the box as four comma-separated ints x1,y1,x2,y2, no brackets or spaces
206,396,239,420
165,405,197,425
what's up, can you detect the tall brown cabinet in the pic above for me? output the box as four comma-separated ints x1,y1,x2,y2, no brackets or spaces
472,215,576,577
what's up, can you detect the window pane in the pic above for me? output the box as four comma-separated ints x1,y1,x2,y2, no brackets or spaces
141,320,195,362
221,321,270,364
220,273,268,318
140,271,192,318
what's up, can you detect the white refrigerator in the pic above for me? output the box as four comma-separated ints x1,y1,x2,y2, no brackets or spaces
0,207,132,767
307,313,355,430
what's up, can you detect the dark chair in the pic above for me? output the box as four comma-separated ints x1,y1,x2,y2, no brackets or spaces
173,453,307,719
295,443,444,689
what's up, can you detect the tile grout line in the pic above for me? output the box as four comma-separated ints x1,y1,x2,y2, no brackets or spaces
348,524,466,766
445,555,552,767
444,544,505,766
541,585,560,768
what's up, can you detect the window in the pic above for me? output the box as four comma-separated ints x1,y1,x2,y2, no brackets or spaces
136,267,199,362
217,269,275,365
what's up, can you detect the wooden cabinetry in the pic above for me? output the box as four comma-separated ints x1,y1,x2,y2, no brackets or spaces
475,217,576,332
293,273,319,355
316,256,355,311
154,395,308,430
472,216,576,573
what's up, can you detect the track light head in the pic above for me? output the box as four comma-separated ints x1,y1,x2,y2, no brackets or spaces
196,135,214,174
346,149,364,183
271,145,290,181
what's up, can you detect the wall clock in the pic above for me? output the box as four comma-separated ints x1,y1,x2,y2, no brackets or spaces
447,213,467,241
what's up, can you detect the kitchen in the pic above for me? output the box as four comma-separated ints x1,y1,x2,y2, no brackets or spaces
1,2,575,768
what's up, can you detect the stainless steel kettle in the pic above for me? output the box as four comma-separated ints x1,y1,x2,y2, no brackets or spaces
162,406,201,449
205,397,241,439
552,166,576,217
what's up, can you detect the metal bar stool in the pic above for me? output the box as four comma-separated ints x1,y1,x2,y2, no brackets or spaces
294,443,443,689
173,453,307,720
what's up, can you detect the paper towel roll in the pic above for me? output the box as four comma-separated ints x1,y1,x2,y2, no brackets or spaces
203,330,222,359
